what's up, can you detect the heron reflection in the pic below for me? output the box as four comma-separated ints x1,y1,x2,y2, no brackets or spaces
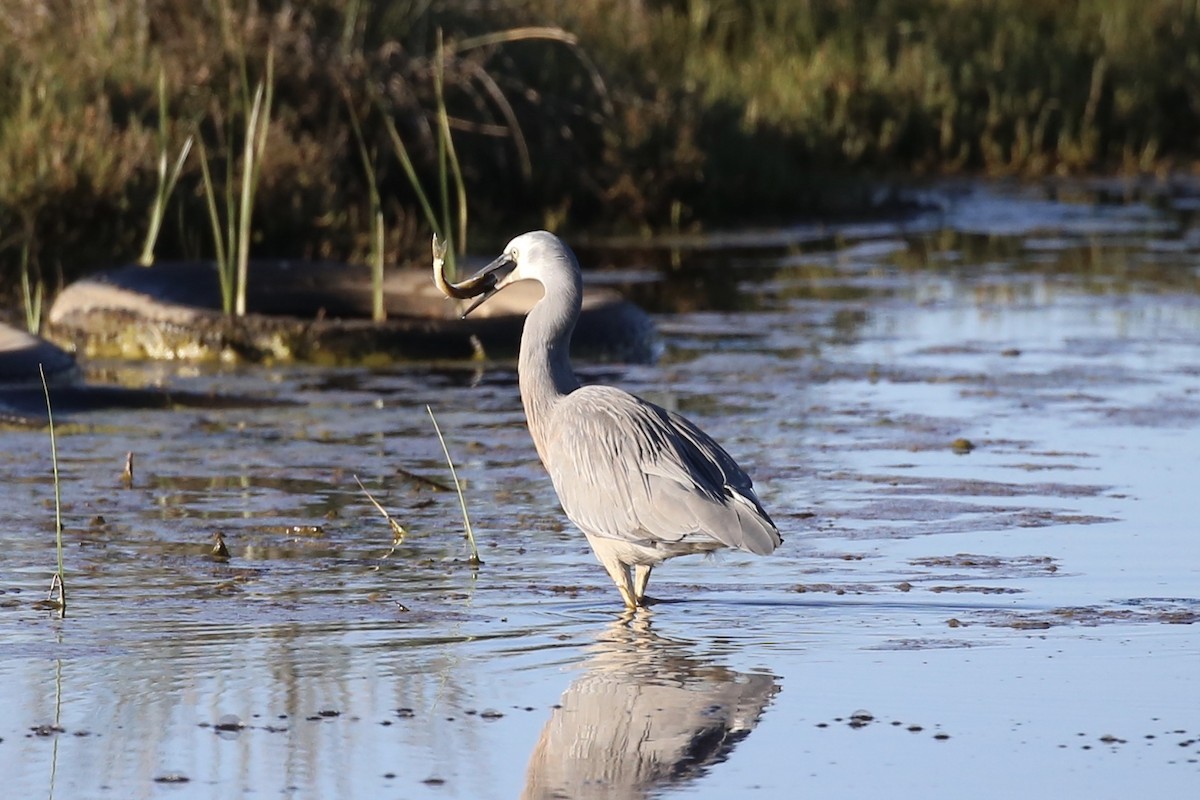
523,615,780,800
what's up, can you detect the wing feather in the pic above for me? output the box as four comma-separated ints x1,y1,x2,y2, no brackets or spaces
536,386,780,555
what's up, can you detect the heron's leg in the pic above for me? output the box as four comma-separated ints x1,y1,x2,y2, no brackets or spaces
633,564,653,605
587,536,638,609
603,561,637,609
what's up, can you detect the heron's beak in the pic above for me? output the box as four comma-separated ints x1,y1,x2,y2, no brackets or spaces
457,252,516,318
431,234,518,317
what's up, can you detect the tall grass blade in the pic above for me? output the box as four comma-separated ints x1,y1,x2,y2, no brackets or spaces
353,475,407,566
372,210,385,322
139,135,193,266
426,406,482,565
234,80,264,317
196,136,232,312
449,25,612,117
139,69,193,267
378,97,450,276
435,30,469,259
235,51,274,317
345,93,387,322
19,244,43,335
39,364,66,617
224,119,237,312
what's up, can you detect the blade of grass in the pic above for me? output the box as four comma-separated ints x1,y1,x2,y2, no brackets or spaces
372,210,385,322
378,108,439,232
448,26,612,117
376,93,449,275
233,80,263,316
435,29,469,259
436,113,450,268
39,364,66,616
465,62,532,181
224,117,237,312
450,26,579,53
234,51,274,317
20,243,43,335
354,474,407,542
196,136,232,312
345,90,387,322
139,134,193,266
139,68,194,267
354,475,408,565
426,406,482,565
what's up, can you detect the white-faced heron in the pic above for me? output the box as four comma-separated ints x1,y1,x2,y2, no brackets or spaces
436,231,781,608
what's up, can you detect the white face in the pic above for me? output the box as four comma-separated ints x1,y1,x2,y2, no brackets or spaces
498,231,562,288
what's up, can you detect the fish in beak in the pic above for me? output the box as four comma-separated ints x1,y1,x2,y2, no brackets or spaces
431,234,517,318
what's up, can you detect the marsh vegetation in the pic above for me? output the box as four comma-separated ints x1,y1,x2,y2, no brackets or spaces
2,0,1199,302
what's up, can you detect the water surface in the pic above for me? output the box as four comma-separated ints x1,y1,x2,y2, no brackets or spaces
2,181,1198,798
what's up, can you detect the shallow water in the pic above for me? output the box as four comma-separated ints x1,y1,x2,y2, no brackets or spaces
2,181,1199,798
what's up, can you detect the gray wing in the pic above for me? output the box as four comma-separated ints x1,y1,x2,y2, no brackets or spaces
538,386,780,555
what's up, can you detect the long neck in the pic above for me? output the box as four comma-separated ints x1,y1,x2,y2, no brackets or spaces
519,266,582,457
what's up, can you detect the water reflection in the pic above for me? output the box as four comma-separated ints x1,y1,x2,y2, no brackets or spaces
523,615,780,800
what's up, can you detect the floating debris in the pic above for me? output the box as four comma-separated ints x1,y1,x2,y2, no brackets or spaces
153,774,190,784
848,710,874,729
29,724,65,737
211,531,231,560
213,715,244,732
121,451,134,486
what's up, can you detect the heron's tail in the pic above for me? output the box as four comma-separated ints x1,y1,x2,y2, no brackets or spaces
727,489,782,555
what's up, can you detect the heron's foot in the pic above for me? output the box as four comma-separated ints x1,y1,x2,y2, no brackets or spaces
636,594,663,607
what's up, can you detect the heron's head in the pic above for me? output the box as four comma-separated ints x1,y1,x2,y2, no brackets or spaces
450,231,573,317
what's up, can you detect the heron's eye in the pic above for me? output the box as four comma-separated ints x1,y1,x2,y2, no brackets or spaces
509,249,519,261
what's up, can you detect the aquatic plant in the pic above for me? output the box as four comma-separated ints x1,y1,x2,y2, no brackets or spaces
346,93,388,322
376,40,468,282
19,244,43,335
137,69,193,268
432,30,468,281
39,364,66,617
427,406,482,565
354,474,408,560
198,50,275,317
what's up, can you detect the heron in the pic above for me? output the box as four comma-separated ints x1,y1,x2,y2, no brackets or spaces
435,231,781,608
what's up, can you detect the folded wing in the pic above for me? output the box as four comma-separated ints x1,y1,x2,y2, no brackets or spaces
538,386,781,555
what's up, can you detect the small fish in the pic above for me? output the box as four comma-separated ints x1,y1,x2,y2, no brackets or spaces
431,234,496,299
